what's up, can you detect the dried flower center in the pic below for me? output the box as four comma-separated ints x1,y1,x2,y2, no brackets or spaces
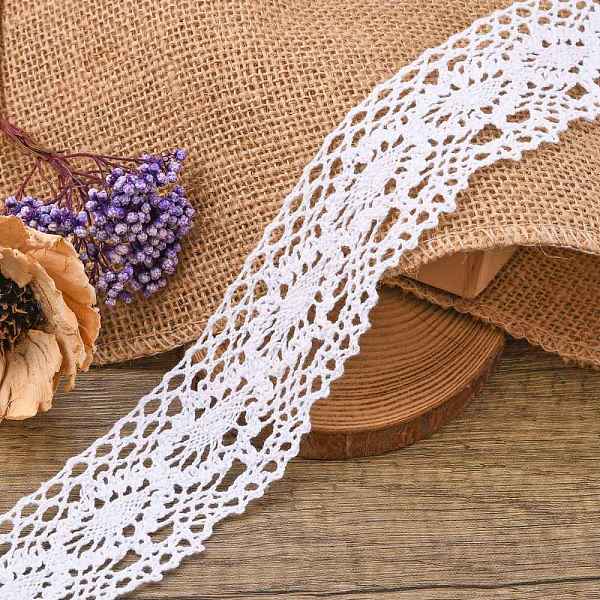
0,273,44,355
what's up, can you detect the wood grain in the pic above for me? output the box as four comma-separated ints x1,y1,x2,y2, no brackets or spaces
301,288,505,459
2,340,600,599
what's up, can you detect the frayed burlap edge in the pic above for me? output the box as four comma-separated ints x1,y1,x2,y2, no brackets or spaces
388,273,600,370
389,224,600,276
386,237,600,370
95,223,600,366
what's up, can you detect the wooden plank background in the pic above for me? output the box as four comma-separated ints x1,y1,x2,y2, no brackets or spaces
2,338,600,599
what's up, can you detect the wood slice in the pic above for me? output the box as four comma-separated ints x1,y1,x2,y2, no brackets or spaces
299,287,505,460
412,247,516,299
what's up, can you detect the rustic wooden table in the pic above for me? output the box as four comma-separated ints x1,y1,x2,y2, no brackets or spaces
2,339,600,599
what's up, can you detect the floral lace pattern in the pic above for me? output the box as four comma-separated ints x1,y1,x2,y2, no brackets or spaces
2,1,600,598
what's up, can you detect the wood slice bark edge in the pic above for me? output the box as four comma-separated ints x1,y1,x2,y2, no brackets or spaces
299,287,505,460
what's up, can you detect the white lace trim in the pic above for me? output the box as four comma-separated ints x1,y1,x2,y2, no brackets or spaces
2,1,600,597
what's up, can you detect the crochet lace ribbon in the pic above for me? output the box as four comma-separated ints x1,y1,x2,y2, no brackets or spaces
2,1,600,597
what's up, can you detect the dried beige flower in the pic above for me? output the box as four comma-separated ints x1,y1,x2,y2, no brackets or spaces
0,215,100,420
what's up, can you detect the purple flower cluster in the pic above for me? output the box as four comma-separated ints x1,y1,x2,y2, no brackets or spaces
4,196,88,238
4,150,195,307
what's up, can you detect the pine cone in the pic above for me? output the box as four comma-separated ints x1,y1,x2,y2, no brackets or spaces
0,216,100,420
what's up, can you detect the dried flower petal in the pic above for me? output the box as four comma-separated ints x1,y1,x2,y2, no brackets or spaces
0,331,62,420
0,216,100,419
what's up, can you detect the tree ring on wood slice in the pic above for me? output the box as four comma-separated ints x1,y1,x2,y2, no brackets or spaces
299,286,505,460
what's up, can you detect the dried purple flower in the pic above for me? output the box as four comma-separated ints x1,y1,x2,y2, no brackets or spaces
0,119,195,306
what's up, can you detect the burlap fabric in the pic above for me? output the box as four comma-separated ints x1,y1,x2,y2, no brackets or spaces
0,0,598,366
387,247,600,369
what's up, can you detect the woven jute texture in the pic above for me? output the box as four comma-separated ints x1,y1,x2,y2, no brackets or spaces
387,247,600,369
0,0,599,366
